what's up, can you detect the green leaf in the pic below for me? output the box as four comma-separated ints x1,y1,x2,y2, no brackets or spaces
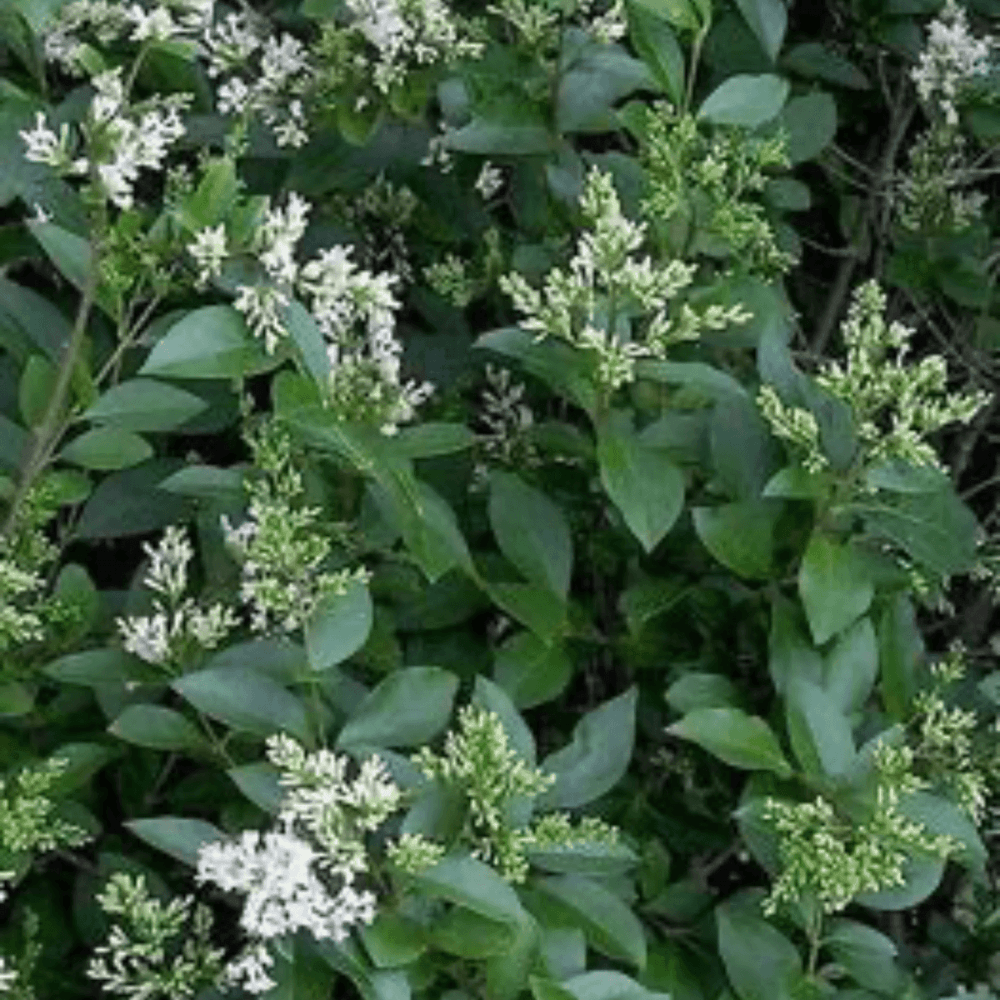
852,486,980,577
716,890,802,1000
19,353,55,427
28,221,116,317
0,682,33,716
733,0,787,61
486,911,539,1000
336,667,459,750
898,791,986,873
877,592,923,722
597,410,685,552
782,43,869,89
394,423,478,459
635,360,749,400
626,1,685,105
559,971,669,1000
784,676,855,779
83,378,208,432
414,854,526,926
768,593,823,695
124,816,226,867
73,458,188,540
529,840,639,878
536,875,646,970
698,74,789,127
709,394,780,499
430,909,518,958
157,464,244,500
798,533,873,645
61,426,153,470
665,673,740,713
494,630,573,709
630,0,701,33
667,708,792,777
180,156,239,229
43,648,143,687
172,667,310,742
824,919,899,994
53,563,99,637
227,762,284,815
692,500,780,579
489,582,569,645
824,616,877,715
139,305,280,379
864,459,949,494
489,472,573,598
360,913,427,969
305,579,374,671
444,119,557,155
556,38,657,133
774,91,838,163
313,940,410,1000
539,687,637,808
108,705,209,752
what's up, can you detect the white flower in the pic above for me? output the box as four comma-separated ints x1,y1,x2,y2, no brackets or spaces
0,955,16,993
475,161,504,200
195,826,378,942
127,4,178,41
223,942,276,995
202,12,261,77
234,284,290,353
188,224,228,286
217,76,251,116
20,113,65,167
142,524,193,600
912,0,992,125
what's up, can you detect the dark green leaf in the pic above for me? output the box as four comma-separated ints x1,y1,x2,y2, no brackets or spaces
139,305,280,379
109,705,209,752
536,875,646,970
798,533,873,645
228,762,285,815
395,423,478,459
877,592,923,721
83,378,208,432
692,500,780,579
665,673,740,713
626,1,685,104
774,91,838,163
716,889,801,1000
597,410,685,552
824,919,899,994
61,426,153,471
336,667,459,750
19,353,55,427
414,854,526,926
489,471,573,598
124,816,226,867
539,687,637,808
733,0,787,61
784,676,855,778
668,708,792,777
782,43,869,89
305,579,374,670
494,630,574,709
43,648,143,687
824,616,877,715
172,667,310,742
698,74,789,127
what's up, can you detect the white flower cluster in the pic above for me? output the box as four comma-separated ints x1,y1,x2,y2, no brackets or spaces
20,67,190,210
341,0,485,94
231,191,431,433
816,281,990,470
86,872,226,1000
0,956,15,995
221,423,370,633
116,525,238,668
501,169,749,391
41,0,213,72
912,0,993,126
475,161,505,201
195,735,403,993
204,13,313,148
0,758,92,857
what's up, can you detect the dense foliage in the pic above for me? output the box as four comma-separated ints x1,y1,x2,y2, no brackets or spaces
1,0,1000,998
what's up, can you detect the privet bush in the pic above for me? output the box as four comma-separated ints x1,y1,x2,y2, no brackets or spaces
0,0,999,998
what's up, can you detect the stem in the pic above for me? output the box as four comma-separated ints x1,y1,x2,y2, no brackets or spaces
682,27,707,116
1,247,100,538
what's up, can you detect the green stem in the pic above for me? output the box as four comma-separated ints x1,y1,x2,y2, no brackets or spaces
682,27,707,116
1,247,100,539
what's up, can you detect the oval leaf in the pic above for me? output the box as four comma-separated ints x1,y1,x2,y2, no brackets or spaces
667,707,792,777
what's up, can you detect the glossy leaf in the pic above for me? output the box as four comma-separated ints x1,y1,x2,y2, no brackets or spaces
305,579,374,670
798,533,873,645
667,708,792,777
61,426,153,471
124,816,226,868
539,687,637,808
108,705,209,753
733,0,787,61
698,74,789,127
83,378,207,432
336,667,459,750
